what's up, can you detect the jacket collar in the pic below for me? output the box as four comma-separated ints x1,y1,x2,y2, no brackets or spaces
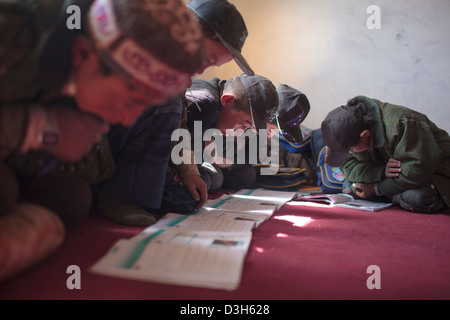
355,95,387,149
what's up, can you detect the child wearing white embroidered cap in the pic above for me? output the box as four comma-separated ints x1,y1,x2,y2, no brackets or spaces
79,0,206,125
96,0,254,227
88,0,205,100
0,0,205,282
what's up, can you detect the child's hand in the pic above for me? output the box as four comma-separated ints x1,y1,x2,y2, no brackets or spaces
181,175,208,210
353,183,375,199
385,158,402,178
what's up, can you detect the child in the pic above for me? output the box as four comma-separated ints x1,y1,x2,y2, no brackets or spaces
321,96,450,213
0,0,205,281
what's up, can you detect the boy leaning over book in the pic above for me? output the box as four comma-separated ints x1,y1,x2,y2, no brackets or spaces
321,96,450,214
0,0,206,281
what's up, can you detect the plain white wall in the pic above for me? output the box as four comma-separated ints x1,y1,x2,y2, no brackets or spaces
195,0,450,133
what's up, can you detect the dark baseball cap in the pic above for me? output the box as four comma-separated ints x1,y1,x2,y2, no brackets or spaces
276,84,311,144
321,105,365,167
237,74,278,132
187,0,254,76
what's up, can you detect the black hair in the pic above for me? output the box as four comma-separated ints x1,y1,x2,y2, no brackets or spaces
197,17,221,42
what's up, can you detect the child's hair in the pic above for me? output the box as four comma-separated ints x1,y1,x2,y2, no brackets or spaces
222,76,250,113
195,16,221,42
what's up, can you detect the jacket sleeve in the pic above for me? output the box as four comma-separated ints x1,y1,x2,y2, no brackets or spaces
103,101,183,209
377,118,442,199
341,152,385,184
342,117,442,200
0,104,29,160
0,1,36,159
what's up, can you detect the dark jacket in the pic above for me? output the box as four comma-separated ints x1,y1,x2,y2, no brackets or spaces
0,0,90,156
341,96,450,207
0,0,113,184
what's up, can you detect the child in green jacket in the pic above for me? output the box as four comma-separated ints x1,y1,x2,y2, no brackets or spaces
322,96,450,213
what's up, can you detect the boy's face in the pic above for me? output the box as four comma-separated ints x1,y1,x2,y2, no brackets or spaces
266,123,279,138
349,130,371,154
72,36,191,126
196,37,233,75
215,106,255,134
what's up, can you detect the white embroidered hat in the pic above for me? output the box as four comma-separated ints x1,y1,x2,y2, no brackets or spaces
88,0,206,95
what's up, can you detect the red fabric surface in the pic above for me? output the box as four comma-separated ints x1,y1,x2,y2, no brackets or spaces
1,199,450,300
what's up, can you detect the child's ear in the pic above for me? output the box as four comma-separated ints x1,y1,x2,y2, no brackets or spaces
71,35,96,68
360,129,371,139
220,94,236,108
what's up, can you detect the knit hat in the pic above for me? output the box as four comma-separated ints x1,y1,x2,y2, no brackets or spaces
88,0,206,96
276,84,310,144
187,0,254,76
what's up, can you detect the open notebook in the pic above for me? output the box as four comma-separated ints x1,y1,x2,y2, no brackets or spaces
294,193,393,212
90,188,299,290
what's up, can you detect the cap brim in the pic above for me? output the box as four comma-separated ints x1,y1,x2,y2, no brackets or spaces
188,0,254,75
325,147,349,167
216,33,254,76
276,90,310,144
279,121,304,143
249,102,266,132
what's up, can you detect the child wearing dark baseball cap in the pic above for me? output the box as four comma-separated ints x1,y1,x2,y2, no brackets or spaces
275,84,311,145
187,0,254,75
321,96,450,213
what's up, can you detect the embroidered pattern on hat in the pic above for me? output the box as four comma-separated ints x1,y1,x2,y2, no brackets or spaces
89,0,192,94
266,106,278,122
286,114,305,127
141,0,203,57
112,39,189,92
91,0,121,47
